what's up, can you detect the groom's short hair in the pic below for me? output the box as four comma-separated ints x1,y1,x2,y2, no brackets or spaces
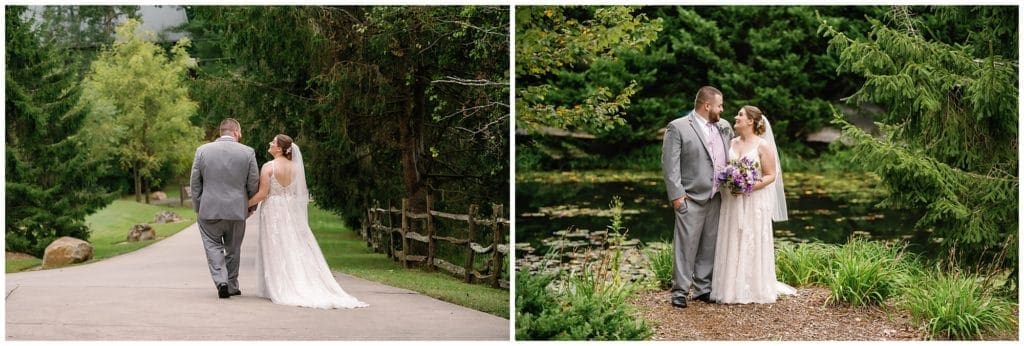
694,86,722,107
219,118,241,135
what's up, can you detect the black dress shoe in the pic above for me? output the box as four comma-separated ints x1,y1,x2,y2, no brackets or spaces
217,284,230,299
671,296,688,308
694,292,712,303
230,290,241,296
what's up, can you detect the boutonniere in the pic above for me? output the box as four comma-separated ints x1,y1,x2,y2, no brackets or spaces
715,123,730,136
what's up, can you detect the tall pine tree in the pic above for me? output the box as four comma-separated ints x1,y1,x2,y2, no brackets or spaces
821,6,1017,266
5,6,117,256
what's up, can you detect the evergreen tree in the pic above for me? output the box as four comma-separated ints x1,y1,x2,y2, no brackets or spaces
821,6,1018,264
5,6,117,256
78,19,202,203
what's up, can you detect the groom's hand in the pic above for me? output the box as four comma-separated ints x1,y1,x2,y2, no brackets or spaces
672,197,686,209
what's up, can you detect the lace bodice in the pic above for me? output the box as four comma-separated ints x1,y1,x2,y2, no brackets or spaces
268,162,295,198
728,137,765,162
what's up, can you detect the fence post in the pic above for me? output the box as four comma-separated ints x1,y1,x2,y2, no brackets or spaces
385,201,393,257
180,184,186,207
491,204,504,288
401,198,410,268
426,195,436,271
464,204,478,283
387,200,395,260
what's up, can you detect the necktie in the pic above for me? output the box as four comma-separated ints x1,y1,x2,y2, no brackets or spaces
706,121,726,196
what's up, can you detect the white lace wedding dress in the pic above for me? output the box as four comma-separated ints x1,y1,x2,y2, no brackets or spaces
711,138,796,304
253,154,368,309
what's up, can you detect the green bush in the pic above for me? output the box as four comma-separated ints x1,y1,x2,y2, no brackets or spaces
824,237,907,306
775,241,836,287
515,269,652,340
644,244,673,290
902,270,1016,340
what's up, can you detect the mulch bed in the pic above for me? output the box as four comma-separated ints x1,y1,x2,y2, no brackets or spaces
630,287,927,340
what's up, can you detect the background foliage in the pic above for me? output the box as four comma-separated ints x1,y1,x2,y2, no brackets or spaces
517,5,1018,268
183,6,510,227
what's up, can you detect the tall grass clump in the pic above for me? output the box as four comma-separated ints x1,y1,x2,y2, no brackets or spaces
515,196,652,340
903,271,1016,339
644,242,673,290
775,241,836,287
824,237,909,306
902,246,1017,340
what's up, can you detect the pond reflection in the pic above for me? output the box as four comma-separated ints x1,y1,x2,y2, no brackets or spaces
516,171,928,254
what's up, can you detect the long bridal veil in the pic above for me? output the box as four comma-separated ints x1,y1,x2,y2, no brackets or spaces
289,143,309,226
760,117,788,222
761,117,796,296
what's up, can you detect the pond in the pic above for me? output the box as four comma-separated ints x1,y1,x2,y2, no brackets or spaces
516,170,930,255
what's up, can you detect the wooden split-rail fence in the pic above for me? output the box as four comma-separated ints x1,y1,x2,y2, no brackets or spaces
364,197,509,289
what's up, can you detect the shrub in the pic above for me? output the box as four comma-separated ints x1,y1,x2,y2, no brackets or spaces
516,196,653,340
515,268,652,340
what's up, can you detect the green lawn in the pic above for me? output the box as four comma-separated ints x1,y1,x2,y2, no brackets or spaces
5,258,41,272
308,206,510,319
87,197,197,260
6,196,196,273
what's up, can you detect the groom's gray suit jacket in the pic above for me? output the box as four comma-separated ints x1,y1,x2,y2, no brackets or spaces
190,137,260,220
662,111,734,205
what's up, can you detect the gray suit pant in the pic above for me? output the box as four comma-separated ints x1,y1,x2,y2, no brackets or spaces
198,219,245,292
671,193,721,298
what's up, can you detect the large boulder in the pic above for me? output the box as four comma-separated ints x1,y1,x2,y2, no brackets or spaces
154,211,183,223
150,191,168,201
127,224,156,242
42,237,93,268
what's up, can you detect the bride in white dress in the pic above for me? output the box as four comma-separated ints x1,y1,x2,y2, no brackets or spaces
711,106,796,304
247,134,368,309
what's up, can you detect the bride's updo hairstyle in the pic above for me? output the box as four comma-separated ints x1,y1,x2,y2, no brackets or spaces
275,134,294,160
742,105,767,136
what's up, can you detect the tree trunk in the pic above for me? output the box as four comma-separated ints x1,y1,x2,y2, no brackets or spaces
134,165,142,203
144,179,150,204
398,22,429,213
399,96,427,212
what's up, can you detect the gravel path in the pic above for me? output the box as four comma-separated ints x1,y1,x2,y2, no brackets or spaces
630,287,926,340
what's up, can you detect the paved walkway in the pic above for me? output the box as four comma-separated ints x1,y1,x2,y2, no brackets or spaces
5,220,509,340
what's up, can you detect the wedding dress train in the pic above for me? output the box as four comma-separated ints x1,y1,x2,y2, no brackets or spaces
253,150,368,309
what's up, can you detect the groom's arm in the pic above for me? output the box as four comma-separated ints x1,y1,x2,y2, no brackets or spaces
245,150,259,199
189,149,203,213
662,124,686,204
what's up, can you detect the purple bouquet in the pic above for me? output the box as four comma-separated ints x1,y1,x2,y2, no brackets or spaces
716,157,761,196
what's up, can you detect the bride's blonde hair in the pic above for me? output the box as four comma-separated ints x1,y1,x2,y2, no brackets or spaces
742,105,766,136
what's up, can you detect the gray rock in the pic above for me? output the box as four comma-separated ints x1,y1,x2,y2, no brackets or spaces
153,211,183,223
42,237,93,268
127,224,156,242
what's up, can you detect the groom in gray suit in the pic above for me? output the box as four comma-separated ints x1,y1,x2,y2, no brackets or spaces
190,118,259,299
661,86,733,308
